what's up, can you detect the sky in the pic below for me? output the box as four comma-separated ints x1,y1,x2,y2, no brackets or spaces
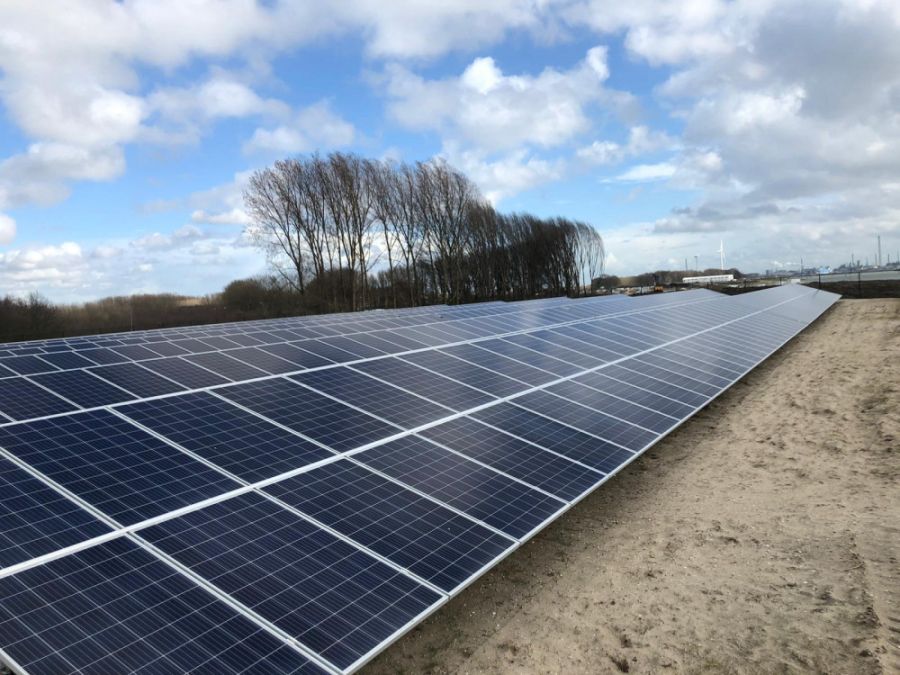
1,0,899,303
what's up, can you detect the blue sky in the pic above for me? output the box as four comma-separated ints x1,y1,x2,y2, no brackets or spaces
1,1,899,302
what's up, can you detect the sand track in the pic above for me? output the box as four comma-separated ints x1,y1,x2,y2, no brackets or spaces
366,298,899,675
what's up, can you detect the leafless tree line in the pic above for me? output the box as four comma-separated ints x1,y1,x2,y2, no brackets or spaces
244,152,605,311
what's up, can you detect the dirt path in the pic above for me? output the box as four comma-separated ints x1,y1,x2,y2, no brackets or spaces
366,298,899,675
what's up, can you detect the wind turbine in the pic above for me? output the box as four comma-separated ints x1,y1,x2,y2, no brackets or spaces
717,240,726,270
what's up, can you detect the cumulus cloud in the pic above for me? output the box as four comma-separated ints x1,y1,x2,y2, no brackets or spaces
0,213,16,245
244,101,356,155
383,46,615,153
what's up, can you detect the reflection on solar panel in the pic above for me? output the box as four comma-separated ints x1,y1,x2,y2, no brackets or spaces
0,284,840,673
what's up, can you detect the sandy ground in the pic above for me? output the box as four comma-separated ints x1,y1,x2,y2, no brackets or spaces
366,298,899,675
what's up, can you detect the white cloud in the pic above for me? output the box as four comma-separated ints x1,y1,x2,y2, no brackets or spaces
244,101,356,155
383,46,616,153
0,213,17,245
444,145,567,203
614,162,677,182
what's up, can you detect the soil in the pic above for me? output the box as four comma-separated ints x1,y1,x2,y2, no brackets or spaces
365,298,899,675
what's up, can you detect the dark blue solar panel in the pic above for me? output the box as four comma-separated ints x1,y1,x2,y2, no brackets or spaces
0,377,78,421
547,380,677,434
217,378,398,452
0,456,111,568
30,369,136,408
290,340,359,363
0,538,322,674
502,333,606,369
637,352,732,389
77,347,130,365
513,391,658,451
402,349,528,397
0,355,59,375
142,340,190,357
421,417,602,501
140,492,441,671
89,362,186,398
440,344,557,385
601,363,710,407
351,358,495,410
265,459,513,592
34,351,97,370
119,392,334,482
0,410,239,525
574,371,696,419
185,351,268,381
471,403,634,473
291,368,450,428
139,356,231,388
355,436,564,539
110,344,161,361
340,332,407,354
476,338,580,376
219,333,263,347
226,347,300,374
259,343,334,369
620,359,720,398
195,335,241,350
320,335,386,359
172,337,225,353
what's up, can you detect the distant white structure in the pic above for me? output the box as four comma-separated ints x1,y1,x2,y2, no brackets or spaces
683,274,735,284
717,240,726,270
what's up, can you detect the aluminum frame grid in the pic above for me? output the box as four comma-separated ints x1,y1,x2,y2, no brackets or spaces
0,285,840,674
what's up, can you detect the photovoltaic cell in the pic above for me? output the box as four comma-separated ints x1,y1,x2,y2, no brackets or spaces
0,355,59,376
119,392,334,482
574,371,695,419
0,410,239,525
185,352,269,381
140,492,441,671
513,390,658,451
291,368,450,428
141,340,190,357
264,459,513,592
546,380,677,434
0,377,78,421
471,403,634,473
355,436,564,539
139,356,231,389
259,343,334,369
601,364,709,407
351,358,496,410
88,362,186,399
29,369,136,409
34,351,97,370
0,537,323,674
401,349,528,398
440,344,557,385
226,347,301,375
420,417,602,501
76,347,130,365
110,344,161,361
217,378,399,452
0,456,111,568
476,338,581,376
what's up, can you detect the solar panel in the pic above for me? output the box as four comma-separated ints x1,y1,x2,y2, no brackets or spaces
139,356,231,388
0,456,111,568
420,417,602,501
0,377,77,421
264,459,513,592
0,285,841,673
89,362,186,398
217,378,399,451
119,392,335,482
0,410,239,525
291,368,450,429
355,436,565,538
29,369,136,409
0,538,324,674
139,492,441,670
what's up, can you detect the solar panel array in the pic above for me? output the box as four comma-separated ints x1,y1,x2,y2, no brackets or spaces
0,284,840,674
